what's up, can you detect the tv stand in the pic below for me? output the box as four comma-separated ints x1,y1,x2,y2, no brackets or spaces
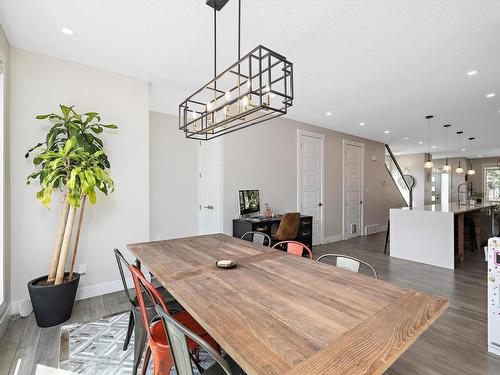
233,215,313,249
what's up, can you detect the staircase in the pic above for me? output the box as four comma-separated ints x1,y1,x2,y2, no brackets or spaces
384,145,412,207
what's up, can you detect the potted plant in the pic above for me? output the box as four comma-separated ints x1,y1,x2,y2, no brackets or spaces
26,105,117,327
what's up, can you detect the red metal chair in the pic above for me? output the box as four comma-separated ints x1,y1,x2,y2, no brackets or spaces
272,241,313,259
128,264,220,375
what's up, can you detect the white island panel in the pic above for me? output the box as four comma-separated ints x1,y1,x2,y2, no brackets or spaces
390,208,455,269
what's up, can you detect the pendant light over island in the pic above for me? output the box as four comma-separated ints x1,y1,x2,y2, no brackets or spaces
424,115,434,169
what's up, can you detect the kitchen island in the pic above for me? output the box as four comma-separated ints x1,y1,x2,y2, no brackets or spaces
390,202,498,269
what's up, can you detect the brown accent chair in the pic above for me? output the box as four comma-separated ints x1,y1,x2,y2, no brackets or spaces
272,212,300,242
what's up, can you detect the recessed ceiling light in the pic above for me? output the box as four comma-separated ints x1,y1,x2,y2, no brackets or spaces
359,122,365,126
418,141,424,145
384,130,390,134
402,136,410,141
61,27,75,36
325,111,332,116
431,145,437,149
486,93,496,98
467,70,478,76
478,154,483,157
461,148,466,152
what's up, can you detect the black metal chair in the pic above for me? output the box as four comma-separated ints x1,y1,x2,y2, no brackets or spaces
155,304,244,375
241,231,271,247
114,248,180,375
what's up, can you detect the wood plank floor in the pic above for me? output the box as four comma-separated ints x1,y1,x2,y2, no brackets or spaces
1,232,499,374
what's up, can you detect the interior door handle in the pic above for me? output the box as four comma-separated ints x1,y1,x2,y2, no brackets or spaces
318,203,323,207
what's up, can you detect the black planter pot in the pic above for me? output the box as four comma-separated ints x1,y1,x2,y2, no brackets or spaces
28,273,80,327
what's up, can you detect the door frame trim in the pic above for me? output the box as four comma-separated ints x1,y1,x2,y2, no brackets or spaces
297,129,325,245
342,139,364,240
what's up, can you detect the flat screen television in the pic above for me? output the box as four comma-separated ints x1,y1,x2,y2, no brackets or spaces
239,190,260,216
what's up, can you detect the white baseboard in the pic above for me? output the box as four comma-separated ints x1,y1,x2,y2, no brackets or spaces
75,277,133,301
0,303,11,338
10,277,133,315
324,234,344,243
322,225,387,244
365,225,388,235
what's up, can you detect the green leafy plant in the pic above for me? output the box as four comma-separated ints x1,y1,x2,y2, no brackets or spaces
26,105,117,285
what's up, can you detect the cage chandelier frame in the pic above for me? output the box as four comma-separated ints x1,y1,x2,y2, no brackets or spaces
178,0,294,140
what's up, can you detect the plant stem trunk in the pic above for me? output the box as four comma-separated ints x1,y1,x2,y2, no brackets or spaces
69,196,86,280
54,206,77,285
47,196,70,284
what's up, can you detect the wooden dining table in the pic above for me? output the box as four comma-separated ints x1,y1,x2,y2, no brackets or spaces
127,233,448,375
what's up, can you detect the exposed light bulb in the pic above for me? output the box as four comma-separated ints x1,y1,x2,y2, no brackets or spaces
242,96,249,107
442,164,451,172
424,161,434,169
225,90,231,100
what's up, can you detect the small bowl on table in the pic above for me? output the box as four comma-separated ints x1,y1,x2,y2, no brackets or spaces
216,260,237,269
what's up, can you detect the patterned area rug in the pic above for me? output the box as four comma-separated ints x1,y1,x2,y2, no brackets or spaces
59,312,215,374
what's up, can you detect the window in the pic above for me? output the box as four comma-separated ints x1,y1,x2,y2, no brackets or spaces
484,166,500,202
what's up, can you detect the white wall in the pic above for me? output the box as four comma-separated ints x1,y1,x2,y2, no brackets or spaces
149,111,198,240
221,117,404,240
10,49,149,302
0,25,10,327
395,153,426,207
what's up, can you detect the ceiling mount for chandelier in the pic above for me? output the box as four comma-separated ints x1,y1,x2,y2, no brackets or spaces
179,0,294,140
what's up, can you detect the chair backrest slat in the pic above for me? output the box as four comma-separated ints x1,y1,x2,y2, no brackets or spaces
272,241,313,260
165,319,195,375
241,231,271,247
336,257,360,273
316,253,378,279
155,305,233,375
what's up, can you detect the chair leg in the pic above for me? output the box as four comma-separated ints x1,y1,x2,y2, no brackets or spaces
141,346,151,375
123,310,135,351
133,310,148,375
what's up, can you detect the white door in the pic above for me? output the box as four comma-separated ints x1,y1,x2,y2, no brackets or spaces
298,131,324,245
198,139,222,234
343,142,363,239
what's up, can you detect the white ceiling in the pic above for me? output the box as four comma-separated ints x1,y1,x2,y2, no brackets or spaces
1,0,500,157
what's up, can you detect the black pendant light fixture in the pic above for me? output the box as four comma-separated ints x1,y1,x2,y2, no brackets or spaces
455,131,464,173
467,137,476,175
424,115,434,168
179,0,294,140
442,124,451,172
